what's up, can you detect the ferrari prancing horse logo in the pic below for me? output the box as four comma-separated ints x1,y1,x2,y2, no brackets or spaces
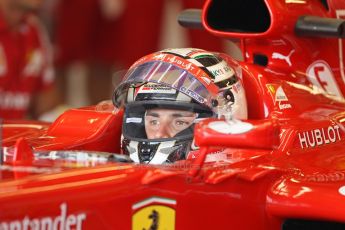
132,197,176,230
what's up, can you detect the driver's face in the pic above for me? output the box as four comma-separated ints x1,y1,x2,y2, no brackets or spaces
145,108,197,139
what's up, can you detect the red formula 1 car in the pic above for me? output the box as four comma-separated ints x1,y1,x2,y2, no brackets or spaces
2,0,345,229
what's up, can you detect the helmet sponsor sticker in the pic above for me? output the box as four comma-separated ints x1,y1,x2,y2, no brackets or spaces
138,84,176,94
0,203,86,230
132,197,176,230
207,60,234,81
179,86,205,103
126,117,142,123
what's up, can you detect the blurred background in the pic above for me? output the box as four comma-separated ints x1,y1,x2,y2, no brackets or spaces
0,0,243,121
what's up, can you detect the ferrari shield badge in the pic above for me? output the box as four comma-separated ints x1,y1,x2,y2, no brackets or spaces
132,197,176,230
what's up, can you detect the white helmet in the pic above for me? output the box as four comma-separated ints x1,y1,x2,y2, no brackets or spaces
113,48,247,164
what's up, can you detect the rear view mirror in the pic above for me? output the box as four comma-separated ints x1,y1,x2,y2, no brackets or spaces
189,118,280,177
195,119,280,150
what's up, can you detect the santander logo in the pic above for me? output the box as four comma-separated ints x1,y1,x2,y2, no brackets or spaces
0,203,87,230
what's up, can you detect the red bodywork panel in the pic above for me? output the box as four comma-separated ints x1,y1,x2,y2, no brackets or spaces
2,1,345,229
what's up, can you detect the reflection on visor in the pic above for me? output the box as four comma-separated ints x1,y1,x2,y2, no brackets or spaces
114,61,215,107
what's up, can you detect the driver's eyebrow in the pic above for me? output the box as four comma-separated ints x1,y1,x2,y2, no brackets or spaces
145,112,185,118
146,111,196,118
146,111,159,117
172,113,195,118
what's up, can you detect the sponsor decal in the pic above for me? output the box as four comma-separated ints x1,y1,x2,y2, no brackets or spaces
272,50,295,66
306,60,343,99
205,150,228,162
207,61,236,89
339,186,345,196
298,172,345,182
179,86,205,103
152,53,166,61
0,203,86,230
139,84,176,94
266,84,292,110
132,197,176,230
275,86,288,101
126,117,142,123
208,120,253,134
298,125,341,149
210,67,227,77
208,61,234,79
0,164,61,174
166,56,195,71
0,91,30,110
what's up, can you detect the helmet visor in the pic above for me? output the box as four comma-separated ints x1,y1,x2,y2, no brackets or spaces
113,61,216,108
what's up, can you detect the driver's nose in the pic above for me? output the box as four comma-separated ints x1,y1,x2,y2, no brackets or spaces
154,125,170,139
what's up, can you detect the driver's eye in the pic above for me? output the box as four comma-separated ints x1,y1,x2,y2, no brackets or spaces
173,119,193,131
175,120,189,126
149,119,159,126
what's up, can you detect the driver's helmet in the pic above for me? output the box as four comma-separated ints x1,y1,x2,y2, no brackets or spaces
113,48,247,164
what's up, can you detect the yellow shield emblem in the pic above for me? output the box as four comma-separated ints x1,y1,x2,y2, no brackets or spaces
132,205,175,230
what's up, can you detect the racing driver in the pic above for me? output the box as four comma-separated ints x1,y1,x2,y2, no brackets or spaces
113,48,247,164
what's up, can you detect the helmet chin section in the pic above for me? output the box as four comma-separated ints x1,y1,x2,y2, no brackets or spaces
122,137,191,164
